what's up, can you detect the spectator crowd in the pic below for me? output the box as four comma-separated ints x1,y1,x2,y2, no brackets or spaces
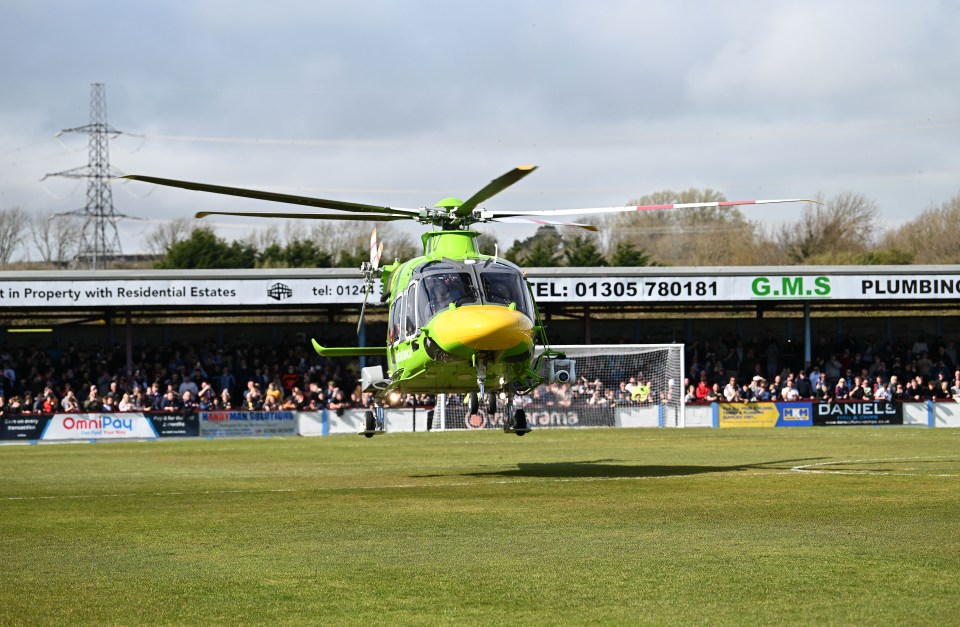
681,332,960,404
0,339,368,417
0,330,959,417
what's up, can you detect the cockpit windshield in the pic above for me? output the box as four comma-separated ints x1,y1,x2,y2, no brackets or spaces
479,270,529,315
419,272,478,318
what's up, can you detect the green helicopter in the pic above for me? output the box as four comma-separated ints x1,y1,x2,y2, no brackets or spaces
123,166,814,437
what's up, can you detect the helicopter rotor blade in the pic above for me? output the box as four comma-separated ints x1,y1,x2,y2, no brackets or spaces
194,210,408,222
455,165,538,217
121,175,420,217
370,227,380,270
493,217,598,232
482,197,820,219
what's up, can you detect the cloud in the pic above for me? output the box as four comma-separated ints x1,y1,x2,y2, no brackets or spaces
1,0,959,254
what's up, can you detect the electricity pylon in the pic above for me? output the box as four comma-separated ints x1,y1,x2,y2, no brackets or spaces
43,83,128,269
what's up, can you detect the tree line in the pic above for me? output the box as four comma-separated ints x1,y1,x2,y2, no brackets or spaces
1,188,958,268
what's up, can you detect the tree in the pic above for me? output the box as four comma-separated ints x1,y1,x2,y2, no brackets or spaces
29,210,80,266
879,192,960,264
609,241,655,267
155,226,257,269
564,234,606,266
776,192,881,264
143,217,192,257
298,221,417,267
602,188,763,266
0,207,27,267
504,226,564,267
258,238,333,268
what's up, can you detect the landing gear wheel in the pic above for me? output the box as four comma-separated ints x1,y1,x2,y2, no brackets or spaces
468,392,479,416
486,392,497,416
513,409,529,436
364,410,376,438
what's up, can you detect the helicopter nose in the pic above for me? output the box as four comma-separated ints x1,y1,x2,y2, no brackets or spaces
432,305,534,352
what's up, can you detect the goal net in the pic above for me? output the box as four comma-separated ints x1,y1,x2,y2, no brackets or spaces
436,344,685,431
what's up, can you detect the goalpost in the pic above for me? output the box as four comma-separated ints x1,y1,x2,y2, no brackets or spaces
435,344,685,431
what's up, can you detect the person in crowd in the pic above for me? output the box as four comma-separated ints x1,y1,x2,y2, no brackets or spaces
694,374,710,402
815,379,833,401
220,388,234,409
118,393,134,412
722,376,740,403
60,389,79,412
824,355,842,387
794,370,813,398
265,381,283,407
160,389,182,411
850,377,873,400
768,374,783,401
6,395,23,414
323,380,345,411
130,387,146,410
181,390,198,413
178,374,199,398
782,380,800,401
704,382,721,402
874,381,891,400
197,380,216,410
146,382,163,410
217,366,236,396
936,380,952,401
834,377,850,400
245,384,263,410
282,387,308,410
891,381,909,401
83,385,101,411
262,391,281,411
36,393,53,413
754,378,772,401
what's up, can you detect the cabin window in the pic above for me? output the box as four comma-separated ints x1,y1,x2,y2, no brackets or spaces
479,271,529,314
389,295,403,344
404,282,418,337
419,272,478,319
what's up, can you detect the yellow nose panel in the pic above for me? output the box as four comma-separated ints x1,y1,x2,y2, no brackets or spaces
432,305,534,351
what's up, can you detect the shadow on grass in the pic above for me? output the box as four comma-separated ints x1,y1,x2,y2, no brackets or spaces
440,458,830,480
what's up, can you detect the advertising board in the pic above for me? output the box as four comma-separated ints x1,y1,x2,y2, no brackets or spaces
198,410,298,437
718,403,812,428
812,402,904,426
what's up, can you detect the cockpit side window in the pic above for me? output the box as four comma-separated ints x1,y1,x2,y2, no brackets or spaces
419,272,478,320
389,294,403,344
480,271,528,314
404,282,418,337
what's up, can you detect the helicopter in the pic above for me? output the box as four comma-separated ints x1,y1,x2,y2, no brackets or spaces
123,166,814,437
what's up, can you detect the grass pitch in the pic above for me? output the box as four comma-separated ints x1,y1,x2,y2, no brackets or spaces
2,428,959,625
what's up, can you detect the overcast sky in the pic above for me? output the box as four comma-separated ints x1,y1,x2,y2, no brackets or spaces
1,0,958,257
